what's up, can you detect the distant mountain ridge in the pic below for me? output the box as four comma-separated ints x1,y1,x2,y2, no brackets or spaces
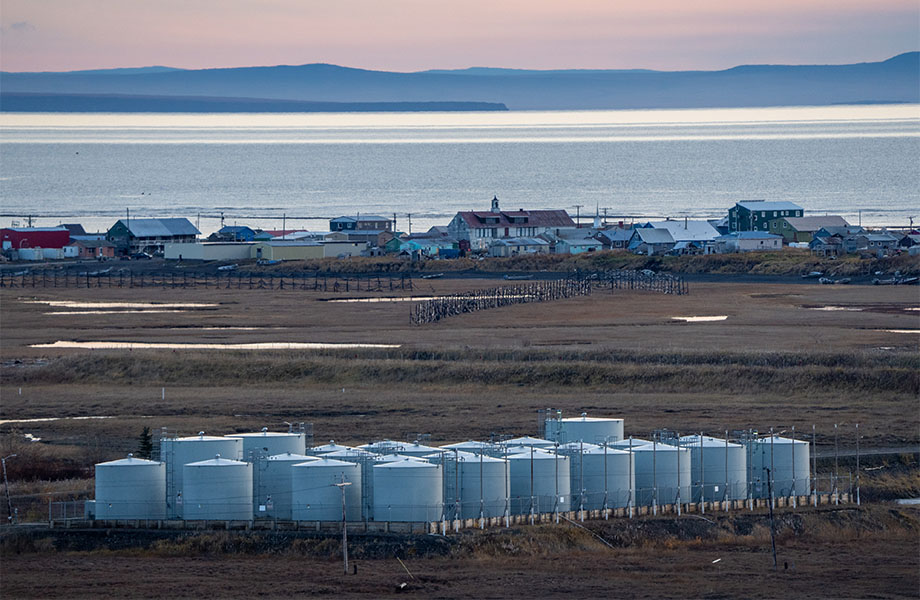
1,53,917,111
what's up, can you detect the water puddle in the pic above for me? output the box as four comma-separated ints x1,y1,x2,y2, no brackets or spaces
325,296,441,303
672,316,728,322
326,294,536,303
896,498,920,505
0,415,116,425
22,433,41,442
876,330,920,334
47,310,194,315
22,300,219,309
31,341,401,350
806,306,863,312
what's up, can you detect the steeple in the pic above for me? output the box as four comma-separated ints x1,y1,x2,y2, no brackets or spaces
491,196,500,213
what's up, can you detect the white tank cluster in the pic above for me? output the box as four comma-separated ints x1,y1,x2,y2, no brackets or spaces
92,416,814,523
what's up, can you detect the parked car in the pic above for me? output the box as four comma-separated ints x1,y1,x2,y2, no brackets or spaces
130,252,152,260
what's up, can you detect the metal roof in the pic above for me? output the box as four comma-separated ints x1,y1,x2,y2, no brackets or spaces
117,218,200,237
456,209,575,229
782,216,849,230
644,220,720,242
632,228,675,244
718,231,782,240
735,201,804,212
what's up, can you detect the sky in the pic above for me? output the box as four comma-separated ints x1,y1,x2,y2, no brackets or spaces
1,0,917,72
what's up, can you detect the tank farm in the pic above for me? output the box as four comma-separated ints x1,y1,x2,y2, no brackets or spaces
79,410,859,533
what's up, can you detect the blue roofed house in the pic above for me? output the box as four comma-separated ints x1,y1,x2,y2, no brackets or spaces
728,200,803,232
212,225,256,242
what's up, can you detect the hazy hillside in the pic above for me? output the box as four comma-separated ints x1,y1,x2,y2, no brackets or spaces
1,53,917,111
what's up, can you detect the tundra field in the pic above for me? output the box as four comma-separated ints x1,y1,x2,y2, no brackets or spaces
0,277,918,598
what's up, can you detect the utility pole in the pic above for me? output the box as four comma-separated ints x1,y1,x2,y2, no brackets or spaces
765,467,778,571
573,205,583,227
2,454,16,525
334,475,352,575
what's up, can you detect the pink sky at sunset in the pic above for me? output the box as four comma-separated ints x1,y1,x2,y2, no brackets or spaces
1,0,917,72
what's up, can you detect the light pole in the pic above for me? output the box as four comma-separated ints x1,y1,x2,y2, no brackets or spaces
333,475,352,575
3,454,17,525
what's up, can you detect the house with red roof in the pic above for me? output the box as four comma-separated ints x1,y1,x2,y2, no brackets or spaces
447,196,575,251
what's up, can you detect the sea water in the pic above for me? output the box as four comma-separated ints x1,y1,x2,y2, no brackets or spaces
1,105,917,235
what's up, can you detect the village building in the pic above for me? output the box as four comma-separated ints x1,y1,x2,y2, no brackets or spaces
594,227,633,250
1,227,71,251
542,228,604,254
68,239,116,259
767,215,849,243
447,196,575,251
488,237,550,257
211,225,256,242
728,200,803,232
329,215,393,233
711,231,783,253
643,219,720,244
627,228,675,255
106,218,199,255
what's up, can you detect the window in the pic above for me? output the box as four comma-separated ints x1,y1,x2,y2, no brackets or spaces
774,212,778,217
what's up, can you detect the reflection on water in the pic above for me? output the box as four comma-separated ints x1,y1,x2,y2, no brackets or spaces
0,416,116,425
23,300,219,308
672,316,728,322
31,341,401,350
48,310,194,315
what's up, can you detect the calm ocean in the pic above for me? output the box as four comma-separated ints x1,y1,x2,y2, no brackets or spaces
1,105,918,235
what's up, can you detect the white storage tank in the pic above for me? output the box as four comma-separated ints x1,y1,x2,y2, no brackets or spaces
94,455,166,520
621,442,691,506
507,448,571,515
439,451,510,520
395,441,444,458
748,435,811,498
309,440,355,455
678,435,748,502
255,453,318,519
546,414,625,445
375,454,428,464
358,439,406,454
373,459,443,522
291,458,362,521
440,440,495,453
571,446,635,510
226,430,306,460
505,436,555,449
182,456,253,521
160,433,243,517
322,448,379,462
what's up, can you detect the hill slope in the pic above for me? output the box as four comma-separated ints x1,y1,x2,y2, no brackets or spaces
1,53,917,111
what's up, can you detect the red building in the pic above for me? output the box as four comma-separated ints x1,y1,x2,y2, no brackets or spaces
1,227,70,250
